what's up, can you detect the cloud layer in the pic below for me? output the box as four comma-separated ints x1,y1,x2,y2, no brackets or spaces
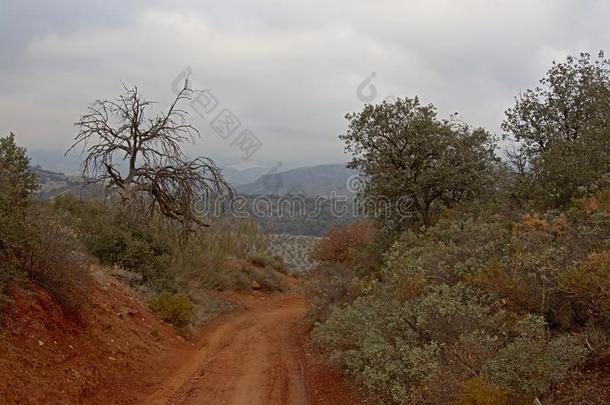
2,0,609,171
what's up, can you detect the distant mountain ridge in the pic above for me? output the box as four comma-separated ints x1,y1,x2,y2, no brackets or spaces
221,166,269,186
236,163,358,197
32,163,358,199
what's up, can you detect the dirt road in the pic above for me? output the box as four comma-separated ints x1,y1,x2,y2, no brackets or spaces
141,294,310,405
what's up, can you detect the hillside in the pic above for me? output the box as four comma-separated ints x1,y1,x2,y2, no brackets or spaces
32,163,360,199
33,166,83,198
221,166,269,186
236,163,358,197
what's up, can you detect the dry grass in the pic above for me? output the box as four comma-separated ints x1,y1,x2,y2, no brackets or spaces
24,209,95,321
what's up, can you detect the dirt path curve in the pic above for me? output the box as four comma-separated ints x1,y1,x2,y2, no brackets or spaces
141,293,309,405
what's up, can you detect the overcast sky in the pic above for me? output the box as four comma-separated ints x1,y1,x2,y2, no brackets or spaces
1,0,610,173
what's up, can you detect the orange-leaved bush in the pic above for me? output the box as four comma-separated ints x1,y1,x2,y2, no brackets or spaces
310,221,377,266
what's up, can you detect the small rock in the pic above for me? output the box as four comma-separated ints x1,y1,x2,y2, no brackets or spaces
125,307,138,316
38,340,44,346
251,280,261,290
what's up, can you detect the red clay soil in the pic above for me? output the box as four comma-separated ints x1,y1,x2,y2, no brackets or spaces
1,273,364,404
139,291,365,405
295,323,369,405
0,274,188,405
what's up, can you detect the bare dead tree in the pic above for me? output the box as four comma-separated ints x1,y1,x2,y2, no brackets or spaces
505,145,530,176
67,80,232,230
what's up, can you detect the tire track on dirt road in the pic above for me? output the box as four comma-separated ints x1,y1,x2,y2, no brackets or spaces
141,294,308,405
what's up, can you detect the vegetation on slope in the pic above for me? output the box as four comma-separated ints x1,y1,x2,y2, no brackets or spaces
307,52,610,404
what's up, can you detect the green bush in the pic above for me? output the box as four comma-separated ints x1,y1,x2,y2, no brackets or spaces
52,195,174,289
0,133,38,312
310,52,610,404
313,284,501,403
383,217,510,289
484,316,588,401
311,200,608,403
150,291,194,328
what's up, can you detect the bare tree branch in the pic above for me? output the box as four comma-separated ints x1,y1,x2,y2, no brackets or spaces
68,79,233,231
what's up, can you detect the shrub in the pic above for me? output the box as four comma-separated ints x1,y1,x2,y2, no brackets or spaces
150,291,194,328
268,255,288,274
304,263,354,323
0,260,21,313
311,201,609,404
52,195,173,287
240,263,286,292
457,376,510,405
0,133,38,310
247,252,270,268
311,221,377,266
313,284,500,403
164,218,268,291
0,133,38,226
24,209,94,320
560,251,610,322
382,217,509,292
484,316,588,401
87,224,171,282
460,212,598,330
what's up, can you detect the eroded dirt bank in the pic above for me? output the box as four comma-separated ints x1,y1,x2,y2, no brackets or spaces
1,278,363,405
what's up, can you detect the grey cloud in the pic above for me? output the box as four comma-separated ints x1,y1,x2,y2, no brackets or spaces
1,0,609,172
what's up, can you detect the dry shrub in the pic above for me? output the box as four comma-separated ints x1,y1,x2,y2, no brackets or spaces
244,265,285,291
167,218,268,290
546,361,610,405
247,252,269,268
215,260,286,292
24,211,94,321
150,291,193,328
311,221,377,266
560,251,610,321
396,272,427,302
247,252,288,274
305,263,354,323
268,255,288,274
456,376,510,405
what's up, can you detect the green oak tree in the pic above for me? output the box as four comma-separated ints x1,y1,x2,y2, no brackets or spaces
341,97,497,230
503,52,610,207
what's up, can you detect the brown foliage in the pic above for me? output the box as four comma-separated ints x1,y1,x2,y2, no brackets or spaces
23,211,94,321
457,376,511,405
310,221,377,266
